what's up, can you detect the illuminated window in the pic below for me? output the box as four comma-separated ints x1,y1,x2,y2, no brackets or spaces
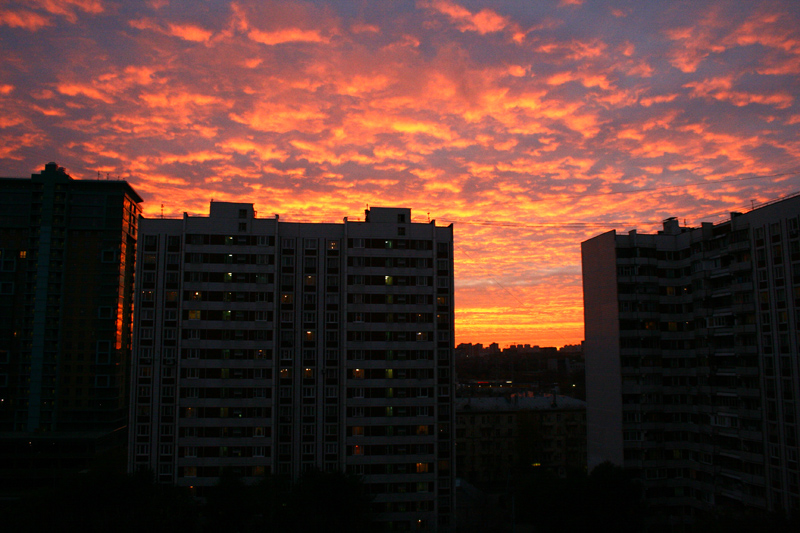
304,368,314,378
352,426,364,436
416,463,429,473
352,368,364,379
353,445,363,455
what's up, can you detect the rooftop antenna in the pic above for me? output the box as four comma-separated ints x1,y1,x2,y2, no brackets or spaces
97,171,101,179
751,199,755,210
427,212,430,223
161,204,164,219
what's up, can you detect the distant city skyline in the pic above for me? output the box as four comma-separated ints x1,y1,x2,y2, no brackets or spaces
2,1,799,347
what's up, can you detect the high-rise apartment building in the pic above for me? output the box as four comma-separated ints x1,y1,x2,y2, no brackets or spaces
0,162,141,486
129,202,455,531
582,195,800,528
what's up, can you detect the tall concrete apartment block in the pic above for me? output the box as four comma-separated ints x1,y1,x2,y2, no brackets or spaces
0,163,141,486
582,195,800,527
129,203,455,531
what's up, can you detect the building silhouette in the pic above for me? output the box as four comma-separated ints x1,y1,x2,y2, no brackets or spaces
128,203,455,531
0,162,141,488
582,195,800,527
456,394,586,488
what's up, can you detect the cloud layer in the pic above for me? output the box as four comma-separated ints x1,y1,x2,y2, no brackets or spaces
2,0,799,347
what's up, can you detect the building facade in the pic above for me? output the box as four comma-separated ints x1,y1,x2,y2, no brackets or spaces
582,195,800,527
456,395,586,488
128,203,455,531
0,162,141,487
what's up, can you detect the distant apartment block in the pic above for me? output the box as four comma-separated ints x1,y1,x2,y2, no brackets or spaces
0,163,141,487
582,195,800,526
456,395,586,487
128,203,455,531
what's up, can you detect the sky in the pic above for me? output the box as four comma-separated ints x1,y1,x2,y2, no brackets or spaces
1,0,800,348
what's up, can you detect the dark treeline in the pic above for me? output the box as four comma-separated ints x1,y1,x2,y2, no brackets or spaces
2,468,373,533
460,462,798,533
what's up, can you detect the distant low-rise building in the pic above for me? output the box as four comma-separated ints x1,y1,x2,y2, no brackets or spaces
455,395,586,488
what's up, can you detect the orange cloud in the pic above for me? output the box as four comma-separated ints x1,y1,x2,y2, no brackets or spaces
248,27,327,45
57,83,115,103
168,22,213,42
421,0,520,37
28,0,103,23
0,9,51,30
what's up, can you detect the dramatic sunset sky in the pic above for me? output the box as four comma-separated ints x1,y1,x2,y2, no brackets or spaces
2,1,799,347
